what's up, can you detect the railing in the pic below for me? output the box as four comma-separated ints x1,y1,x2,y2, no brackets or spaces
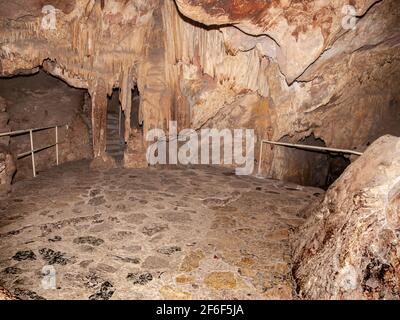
258,139,363,175
0,124,67,177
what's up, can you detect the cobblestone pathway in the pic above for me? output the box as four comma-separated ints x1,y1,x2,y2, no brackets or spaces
0,161,323,300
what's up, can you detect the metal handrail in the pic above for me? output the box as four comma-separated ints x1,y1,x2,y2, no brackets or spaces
0,125,64,137
258,139,363,175
0,124,67,177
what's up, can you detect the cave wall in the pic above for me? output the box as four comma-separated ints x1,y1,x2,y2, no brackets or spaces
162,0,400,184
0,71,92,180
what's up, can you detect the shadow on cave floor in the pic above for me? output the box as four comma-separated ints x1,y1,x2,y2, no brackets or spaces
0,160,323,300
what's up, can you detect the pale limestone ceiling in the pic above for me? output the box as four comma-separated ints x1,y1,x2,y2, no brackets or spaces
174,0,380,83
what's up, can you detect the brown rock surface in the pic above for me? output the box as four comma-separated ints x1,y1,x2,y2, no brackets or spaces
175,0,380,83
292,135,400,300
0,286,16,300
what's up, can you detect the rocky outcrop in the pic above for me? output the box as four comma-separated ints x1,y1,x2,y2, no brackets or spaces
175,0,381,84
291,135,400,300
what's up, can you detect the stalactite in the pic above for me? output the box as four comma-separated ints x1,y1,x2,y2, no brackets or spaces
119,68,133,142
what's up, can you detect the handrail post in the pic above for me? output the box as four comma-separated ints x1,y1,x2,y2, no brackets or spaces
55,126,59,166
258,140,263,176
118,105,122,139
29,129,36,177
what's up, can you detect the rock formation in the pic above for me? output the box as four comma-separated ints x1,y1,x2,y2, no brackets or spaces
292,135,400,299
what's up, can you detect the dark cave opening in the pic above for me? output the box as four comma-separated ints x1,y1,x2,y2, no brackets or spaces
324,154,351,188
297,135,352,190
276,134,352,190
131,85,142,130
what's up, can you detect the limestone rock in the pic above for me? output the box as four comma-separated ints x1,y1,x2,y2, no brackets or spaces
291,135,400,300
162,0,400,185
124,129,148,168
175,0,380,83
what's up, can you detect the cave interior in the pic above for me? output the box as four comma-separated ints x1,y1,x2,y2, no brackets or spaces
0,0,399,301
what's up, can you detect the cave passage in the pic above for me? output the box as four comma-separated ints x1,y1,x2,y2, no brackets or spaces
0,70,92,181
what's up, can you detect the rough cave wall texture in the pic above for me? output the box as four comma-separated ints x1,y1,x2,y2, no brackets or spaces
169,0,400,185
292,135,400,300
1,0,399,184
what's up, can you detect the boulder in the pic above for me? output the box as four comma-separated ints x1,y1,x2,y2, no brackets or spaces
292,135,400,299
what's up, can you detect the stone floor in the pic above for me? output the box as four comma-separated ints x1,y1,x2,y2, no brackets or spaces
0,160,323,300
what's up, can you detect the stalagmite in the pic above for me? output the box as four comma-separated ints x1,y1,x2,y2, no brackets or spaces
119,69,133,143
